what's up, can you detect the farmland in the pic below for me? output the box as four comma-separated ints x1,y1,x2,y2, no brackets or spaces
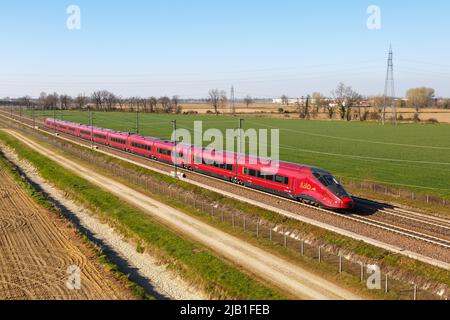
23,110,450,199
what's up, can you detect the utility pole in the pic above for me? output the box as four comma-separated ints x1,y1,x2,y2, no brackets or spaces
172,120,177,179
383,45,396,125
230,85,236,115
235,119,244,179
305,95,310,119
90,109,94,149
53,106,56,135
32,105,36,128
136,104,140,134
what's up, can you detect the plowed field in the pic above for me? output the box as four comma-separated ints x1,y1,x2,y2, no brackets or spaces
0,164,131,300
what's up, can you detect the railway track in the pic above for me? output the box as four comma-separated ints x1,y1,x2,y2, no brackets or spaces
2,111,450,259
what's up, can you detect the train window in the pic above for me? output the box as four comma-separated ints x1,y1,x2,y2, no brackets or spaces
133,143,152,151
226,164,233,171
313,172,337,187
243,168,248,175
324,175,338,186
111,138,126,144
275,175,289,185
158,148,171,156
81,130,91,135
249,169,257,177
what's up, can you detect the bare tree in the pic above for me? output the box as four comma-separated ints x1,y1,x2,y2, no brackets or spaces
406,87,435,122
281,95,289,106
149,97,158,113
59,95,72,110
244,95,254,108
208,89,221,114
219,91,227,112
116,96,126,110
332,83,362,121
91,91,103,111
172,95,182,113
46,93,59,110
75,94,88,110
369,95,385,121
311,92,326,119
103,91,117,111
159,96,172,113
38,92,47,110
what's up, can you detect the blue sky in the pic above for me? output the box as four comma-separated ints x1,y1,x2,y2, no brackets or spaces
0,0,449,98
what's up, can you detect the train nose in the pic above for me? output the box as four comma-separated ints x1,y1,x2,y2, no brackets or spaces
341,197,354,209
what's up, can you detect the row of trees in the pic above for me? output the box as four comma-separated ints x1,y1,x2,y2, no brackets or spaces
14,91,183,114
8,85,448,122
279,84,445,122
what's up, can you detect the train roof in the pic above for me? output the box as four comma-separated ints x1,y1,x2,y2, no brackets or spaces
129,134,158,142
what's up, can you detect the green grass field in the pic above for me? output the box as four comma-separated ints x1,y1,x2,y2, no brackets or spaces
21,110,450,199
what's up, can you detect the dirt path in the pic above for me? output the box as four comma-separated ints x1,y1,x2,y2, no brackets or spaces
0,160,132,300
4,129,363,300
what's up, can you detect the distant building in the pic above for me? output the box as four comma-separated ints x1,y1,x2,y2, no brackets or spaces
272,98,308,105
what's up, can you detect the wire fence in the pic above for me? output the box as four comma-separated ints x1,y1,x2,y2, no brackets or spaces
2,114,449,300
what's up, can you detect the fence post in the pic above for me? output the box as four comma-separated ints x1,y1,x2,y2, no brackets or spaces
339,255,342,273
256,220,259,238
385,274,389,293
269,227,272,242
318,246,322,263
301,240,304,256
284,232,287,248
413,285,417,301
243,216,246,232
360,263,364,282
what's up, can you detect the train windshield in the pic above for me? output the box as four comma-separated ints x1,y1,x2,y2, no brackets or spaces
313,171,350,199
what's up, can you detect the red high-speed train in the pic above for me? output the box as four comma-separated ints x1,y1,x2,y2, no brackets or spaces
45,118,354,210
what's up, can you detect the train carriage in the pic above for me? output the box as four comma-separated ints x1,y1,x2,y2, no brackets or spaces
128,135,157,158
153,140,176,165
78,125,93,140
107,131,130,150
237,157,294,198
92,128,112,145
190,147,236,182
